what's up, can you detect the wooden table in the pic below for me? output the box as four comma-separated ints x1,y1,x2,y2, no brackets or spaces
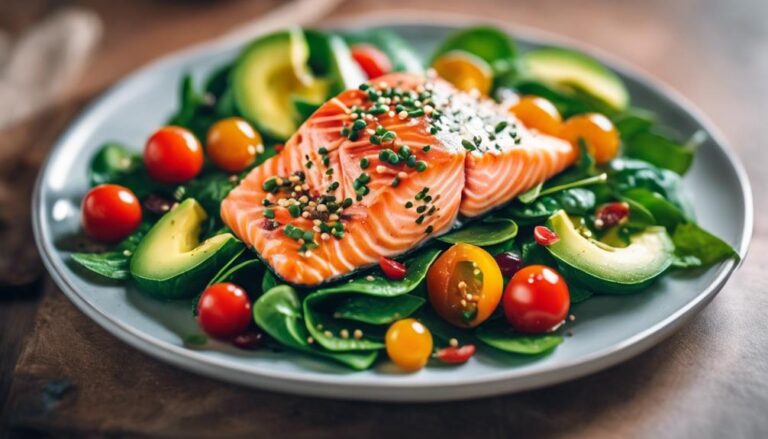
2,0,766,436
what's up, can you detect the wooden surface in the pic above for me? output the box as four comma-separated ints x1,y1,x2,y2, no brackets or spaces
1,0,766,437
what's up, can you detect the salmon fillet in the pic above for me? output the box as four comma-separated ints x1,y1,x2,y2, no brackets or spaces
221,73,575,285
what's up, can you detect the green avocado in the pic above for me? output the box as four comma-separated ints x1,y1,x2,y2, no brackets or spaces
232,28,329,141
545,210,673,293
130,199,243,299
522,47,629,112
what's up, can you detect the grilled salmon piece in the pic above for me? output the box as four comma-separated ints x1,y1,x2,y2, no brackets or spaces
221,73,575,285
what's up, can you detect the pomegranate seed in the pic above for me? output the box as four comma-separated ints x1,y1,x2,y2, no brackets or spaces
595,202,630,229
494,251,523,277
379,257,407,280
534,226,559,246
436,344,476,364
232,330,265,350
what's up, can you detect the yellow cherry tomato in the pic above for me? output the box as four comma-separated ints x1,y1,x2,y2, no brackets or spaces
431,51,493,95
206,117,263,173
509,96,562,136
426,243,503,328
559,113,620,164
385,318,433,371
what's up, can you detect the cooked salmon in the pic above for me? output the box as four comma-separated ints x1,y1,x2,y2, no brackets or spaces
221,73,576,285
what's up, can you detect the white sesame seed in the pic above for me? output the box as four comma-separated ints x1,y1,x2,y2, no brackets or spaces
350,113,359,120
256,144,265,154
289,175,300,182
353,329,363,340
466,293,474,301
397,171,408,179
449,338,459,347
278,199,288,207
122,250,132,257
302,212,310,218
275,177,284,185
388,111,396,117
414,101,422,108
366,128,375,135
377,97,386,104
340,329,350,339
323,330,333,338
398,111,408,120
376,165,387,173
302,184,310,190
307,336,315,344
299,195,309,203
313,226,321,233
321,233,330,241
460,299,467,307
365,114,374,121
378,81,387,88
297,238,305,245
313,219,322,226
366,275,375,281
294,185,302,192
317,204,328,212
328,214,339,221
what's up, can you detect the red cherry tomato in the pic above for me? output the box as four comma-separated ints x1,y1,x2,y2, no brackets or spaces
351,44,392,79
196,283,252,340
379,256,407,280
81,184,142,243
435,344,476,364
595,201,630,229
144,125,203,183
534,225,559,246
503,265,570,333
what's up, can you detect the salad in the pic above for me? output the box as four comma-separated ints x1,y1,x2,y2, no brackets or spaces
71,26,738,372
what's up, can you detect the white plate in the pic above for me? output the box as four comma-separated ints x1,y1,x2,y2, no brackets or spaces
33,17,752,402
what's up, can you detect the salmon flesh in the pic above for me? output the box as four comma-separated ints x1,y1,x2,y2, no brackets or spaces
221,73,576,285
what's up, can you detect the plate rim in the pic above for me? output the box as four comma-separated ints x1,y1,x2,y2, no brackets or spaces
32,12,753,402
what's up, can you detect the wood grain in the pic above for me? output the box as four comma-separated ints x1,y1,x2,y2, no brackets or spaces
2,0,767,436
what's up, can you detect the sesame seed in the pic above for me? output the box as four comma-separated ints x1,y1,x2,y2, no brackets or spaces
350,112,359,120
329,214,339,221
340,329,350,339
122,250,132,257
353,329,363,340
449,338,459,347
569,315,576,321
323,330,333,338
397,171,408,179
307,336,315,344
376,165,387,173
275,177,284,185
321,233,330,241
317,204,328,212
398,111,408,120
302,212,310,218
460,299,467,307
388,111,396,117
366,275,375,281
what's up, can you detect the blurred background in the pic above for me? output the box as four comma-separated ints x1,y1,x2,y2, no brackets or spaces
1,0,766,436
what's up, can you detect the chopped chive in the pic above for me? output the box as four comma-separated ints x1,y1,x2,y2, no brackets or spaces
352,119,367,131
461,139,477,151
360,157,370,169
406,155,418,168
398,145,412,159
416,205,427,213
381,131,396,143
494,121,508,133
359,83,370,91
415,215,425,224
408,109,425,117
391,177,400,187
288,205,301,218
263,208,275,219
422,145,431,152
405,201,413,208
370,135,381,145
425,225,434,234
318,147,328,155
415,161,427,172
342,197,353,208
262,177,277,192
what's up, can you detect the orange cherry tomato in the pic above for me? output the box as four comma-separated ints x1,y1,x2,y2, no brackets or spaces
144,125,203,183
197,283,252,340
350,44,392,79
206,117,263,173
385,318,433,371
427,243,503,328
559,113,620,164
81,184,142,243
509,96,562,136
503,265,570,333
432,51,493,95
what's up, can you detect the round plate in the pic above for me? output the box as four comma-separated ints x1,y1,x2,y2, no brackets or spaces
33,17,752,402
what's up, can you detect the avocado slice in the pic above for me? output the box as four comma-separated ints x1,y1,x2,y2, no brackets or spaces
233,28,329,141
545,210,673,293
130,199,243,299
522,47,629,112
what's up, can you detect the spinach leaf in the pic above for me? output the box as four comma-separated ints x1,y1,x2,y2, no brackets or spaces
621,188,686,230
175,172,238,218
252,286,378,370
555,188,597,216
70,223,150,280
476,320,563,354
303,249,441,351
292,96,321,124
671,223,739,268
613,109,655,139
431,26,517,77
521,239,557,267
208,257,263,294
261,270,280,292
519,173,606,205
305,30,367,94
416,308,476,345
88,143,167,198
334,294,426,325
344,30,424,74
439,217,518,246
609,158,694,217
507,188,595,223
623,131,694,175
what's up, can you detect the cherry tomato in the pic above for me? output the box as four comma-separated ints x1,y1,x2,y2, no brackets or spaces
509,96,562,136
81,184,142,243
435,344,476,364
559,113,620,164
427,243,503,328
385,318,433,371
432,51,493,95
144,125,203,183
350,44,392,79
379,257,406,280
503,265,570,333
206,117,262,173
534,225,559,246
196,283,252,340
